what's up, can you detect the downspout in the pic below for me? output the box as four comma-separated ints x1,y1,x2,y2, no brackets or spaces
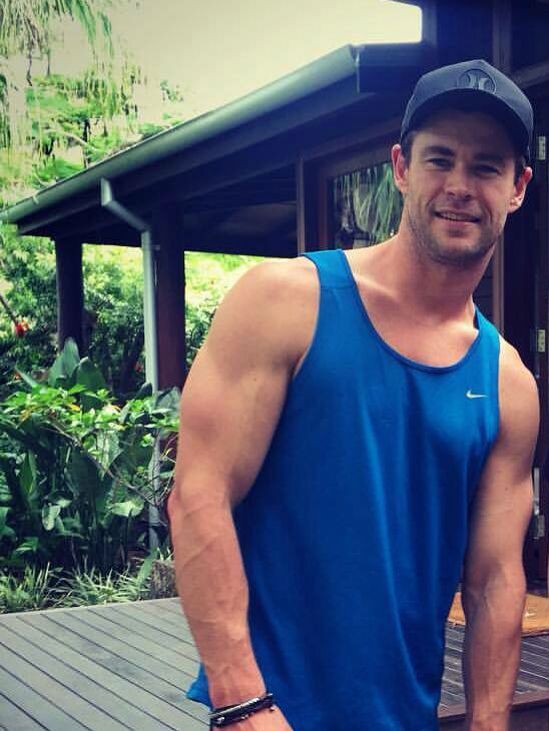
100,177,160,550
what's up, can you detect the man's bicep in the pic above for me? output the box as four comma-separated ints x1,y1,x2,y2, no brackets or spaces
463,351,539,587
173,264,296,507
463,453,533,588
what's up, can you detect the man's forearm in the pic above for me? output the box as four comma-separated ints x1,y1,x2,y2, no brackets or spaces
168,486,265,708
462,577,526,731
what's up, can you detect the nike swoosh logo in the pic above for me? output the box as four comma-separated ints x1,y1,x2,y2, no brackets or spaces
466,390,487,399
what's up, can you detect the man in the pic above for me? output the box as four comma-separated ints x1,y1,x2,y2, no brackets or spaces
167,59,539,730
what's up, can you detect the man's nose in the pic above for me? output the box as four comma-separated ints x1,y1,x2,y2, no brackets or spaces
444,165,473,199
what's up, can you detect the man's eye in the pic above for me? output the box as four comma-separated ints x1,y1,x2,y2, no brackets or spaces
427,158,451,168
476,165,499,175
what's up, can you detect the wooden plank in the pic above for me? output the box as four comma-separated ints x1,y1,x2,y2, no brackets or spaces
0,692,47,731
18,613,207,728
0,665,89,731
91,602,195,646
114,595,191,632
40,610,193,688
130,600,194,632
0,640,129,731
99,603,197,653
0,621,172,731
157,598,184,614
16,616,206,731
76,606,199,671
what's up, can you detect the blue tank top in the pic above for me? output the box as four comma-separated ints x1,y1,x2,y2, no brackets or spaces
187,248,500,731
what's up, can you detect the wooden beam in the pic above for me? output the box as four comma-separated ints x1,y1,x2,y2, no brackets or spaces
184,235,296,258
152,205,187,390
54,239,84,354
512,60,549,90
39,219,141,246
492,0,512,71
296,157,320,253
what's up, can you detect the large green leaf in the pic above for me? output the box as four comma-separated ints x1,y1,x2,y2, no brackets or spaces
13,537,39,556
110,497,144,518
19,452,38,510
95,431,122,474
48,337,80,387
67,450,111,519
0,421,51,461
111,439,152,474
0,507,16,541
41,504,61,531
154,387,181,414
75,357,107,392
14,368,39,389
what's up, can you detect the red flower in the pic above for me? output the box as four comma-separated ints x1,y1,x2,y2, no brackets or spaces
13,320,29,338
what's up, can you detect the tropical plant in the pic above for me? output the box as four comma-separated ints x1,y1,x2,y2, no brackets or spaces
54,562,151,606
0,226,146,398
0,339,179,573
0,563,60,613
334,162,403,247
0,0,137,152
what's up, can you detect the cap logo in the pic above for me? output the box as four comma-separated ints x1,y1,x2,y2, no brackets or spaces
458,68,496,93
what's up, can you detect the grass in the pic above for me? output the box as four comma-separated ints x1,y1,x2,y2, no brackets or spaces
0,563,61,613
0,559,154,614
57,564,150,607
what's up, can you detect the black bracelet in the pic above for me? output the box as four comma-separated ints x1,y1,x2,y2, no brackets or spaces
209,692,275,727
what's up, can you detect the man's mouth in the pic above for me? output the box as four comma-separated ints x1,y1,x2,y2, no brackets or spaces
435,211,481,223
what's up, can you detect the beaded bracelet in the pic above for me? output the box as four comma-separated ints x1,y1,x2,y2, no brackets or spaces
209,692,275,727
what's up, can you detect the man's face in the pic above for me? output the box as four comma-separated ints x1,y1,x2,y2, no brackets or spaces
392,109,532,267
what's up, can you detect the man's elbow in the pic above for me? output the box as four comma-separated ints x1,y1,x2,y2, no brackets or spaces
462,565,526,631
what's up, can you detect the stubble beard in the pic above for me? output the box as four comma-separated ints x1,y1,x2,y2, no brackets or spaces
404,203,500,269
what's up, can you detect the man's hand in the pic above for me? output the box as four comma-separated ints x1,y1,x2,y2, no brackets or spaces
223,705,293,729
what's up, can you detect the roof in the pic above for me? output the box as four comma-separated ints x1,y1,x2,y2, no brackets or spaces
0,41,429,255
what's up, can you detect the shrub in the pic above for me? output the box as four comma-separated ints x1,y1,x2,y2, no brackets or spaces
0,339,179,573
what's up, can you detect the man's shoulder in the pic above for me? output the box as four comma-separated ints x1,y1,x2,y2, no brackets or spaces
210,256,319,372
496,337,539,448
498,337,537,396
233,255,319,316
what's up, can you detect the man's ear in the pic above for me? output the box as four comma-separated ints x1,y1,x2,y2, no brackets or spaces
392,143,409,195
509,166,533,213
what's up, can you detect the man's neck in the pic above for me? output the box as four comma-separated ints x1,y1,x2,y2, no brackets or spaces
361,232,494,324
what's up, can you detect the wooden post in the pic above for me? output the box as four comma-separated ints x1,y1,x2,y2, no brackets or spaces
152,205,187,390
54,239,84,354
296,157,320,252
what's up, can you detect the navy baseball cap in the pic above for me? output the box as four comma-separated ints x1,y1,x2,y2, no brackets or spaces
401,59,533,160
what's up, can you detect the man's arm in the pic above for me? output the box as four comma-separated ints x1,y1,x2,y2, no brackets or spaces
461,342,539,731
167,258,315,719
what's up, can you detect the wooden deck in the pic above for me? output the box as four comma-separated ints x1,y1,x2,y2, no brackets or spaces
0,597,547,730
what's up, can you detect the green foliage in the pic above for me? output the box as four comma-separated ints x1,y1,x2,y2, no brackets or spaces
0,228,148,399
0,563,60,613
184,252,265,367
83,245,145,395
55,563,151,606
0,0,135,152
0,227,57,396
0,339,179,573
0,559,155,613
0,1,114,59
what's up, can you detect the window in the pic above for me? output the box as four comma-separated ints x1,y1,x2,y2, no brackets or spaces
332,162,402,249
